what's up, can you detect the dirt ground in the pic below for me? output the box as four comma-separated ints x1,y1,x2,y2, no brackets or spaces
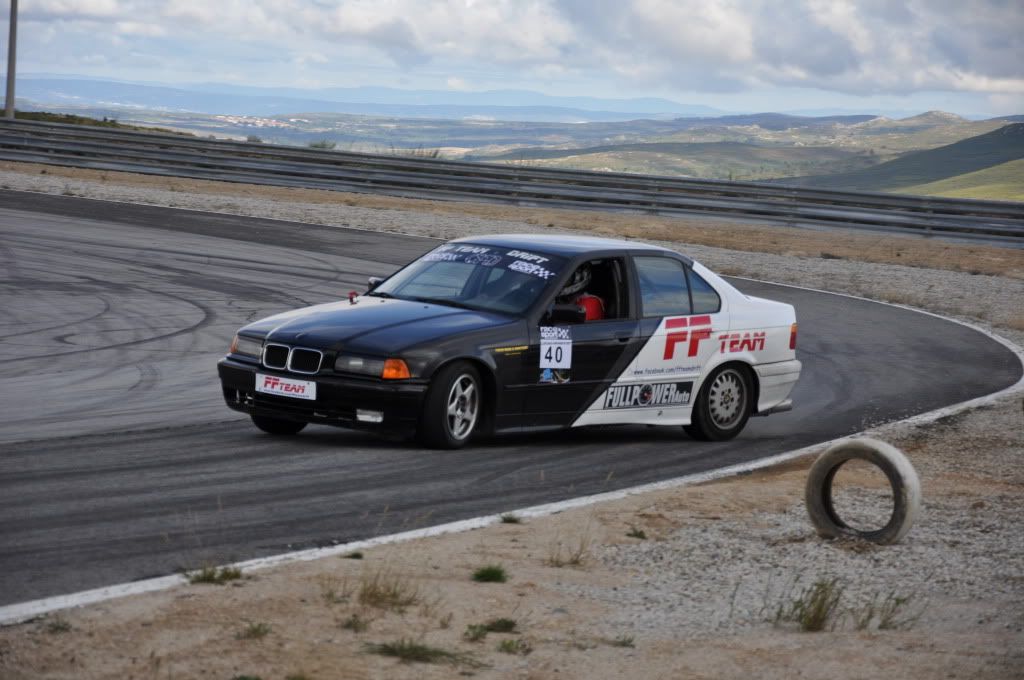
0,161,1022,679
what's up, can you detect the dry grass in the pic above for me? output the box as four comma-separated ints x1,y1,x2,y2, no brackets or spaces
357,568,421,612
3,160,1021,279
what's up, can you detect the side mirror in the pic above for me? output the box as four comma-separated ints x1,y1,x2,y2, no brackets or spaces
546,303,586,324
367,276,384,291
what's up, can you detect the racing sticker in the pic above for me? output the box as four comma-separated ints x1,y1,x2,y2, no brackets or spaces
604,381,692,409
539,368,571,384
540,326,572,369
255,373,317,401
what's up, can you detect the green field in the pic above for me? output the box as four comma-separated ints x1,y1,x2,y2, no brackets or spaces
896,158,1024,201
472,141,877,180
790,123,1024,193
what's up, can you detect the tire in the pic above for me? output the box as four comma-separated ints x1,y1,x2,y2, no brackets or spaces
418,361,482,449
804,438,920,545
251,414,307,435
684,364,752,441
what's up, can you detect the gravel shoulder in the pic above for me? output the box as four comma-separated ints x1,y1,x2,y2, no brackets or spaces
0,162,1022,680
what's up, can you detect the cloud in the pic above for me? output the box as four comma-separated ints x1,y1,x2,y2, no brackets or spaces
9,0,1024,101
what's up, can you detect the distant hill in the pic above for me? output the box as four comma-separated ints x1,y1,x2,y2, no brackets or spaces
7,76,721,123
787,123,1024,192
469,141,872,180
674,112,877,130
896,159,1024,202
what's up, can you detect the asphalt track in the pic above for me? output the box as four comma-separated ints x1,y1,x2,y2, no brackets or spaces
0,190,1020,607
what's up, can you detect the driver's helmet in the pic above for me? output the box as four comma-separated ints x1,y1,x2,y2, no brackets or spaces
559,264,592,300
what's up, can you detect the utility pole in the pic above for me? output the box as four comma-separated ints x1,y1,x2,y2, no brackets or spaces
5,0,17,119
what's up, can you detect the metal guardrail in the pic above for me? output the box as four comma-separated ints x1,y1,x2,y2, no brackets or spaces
0,119,1021,244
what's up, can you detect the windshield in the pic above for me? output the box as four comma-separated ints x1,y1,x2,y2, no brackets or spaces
371,243,565,314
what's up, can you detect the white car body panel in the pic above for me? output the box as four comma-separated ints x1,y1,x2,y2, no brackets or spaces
572,261,801,427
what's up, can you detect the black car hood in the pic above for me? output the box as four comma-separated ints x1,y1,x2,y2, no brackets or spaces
241,296,514,354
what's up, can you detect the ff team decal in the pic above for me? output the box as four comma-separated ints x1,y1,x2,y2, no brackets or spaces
605,381,693,409
256,374,316,400
663,315,713,359
719,331,766,353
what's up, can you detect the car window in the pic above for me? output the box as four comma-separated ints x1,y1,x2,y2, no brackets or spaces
393,261,473,298
688,269,721,314
373,244,566,314
635,256,691,317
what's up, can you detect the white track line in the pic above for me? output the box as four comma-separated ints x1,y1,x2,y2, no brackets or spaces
2,279,1021,628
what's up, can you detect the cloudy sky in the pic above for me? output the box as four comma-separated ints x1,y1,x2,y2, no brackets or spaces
4,0,1023,115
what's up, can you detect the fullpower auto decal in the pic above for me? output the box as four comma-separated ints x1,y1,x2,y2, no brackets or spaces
605,381,693,409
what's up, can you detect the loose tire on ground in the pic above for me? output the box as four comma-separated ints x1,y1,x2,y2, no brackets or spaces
805,438,921,545
418,361,482,450
251,414,307,435
684,364,753,441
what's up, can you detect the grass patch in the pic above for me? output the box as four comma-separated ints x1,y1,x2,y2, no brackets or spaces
45,616,72,634
545,528,591,568
464,617,518,641
358,568,421,612
499,514,522,524
463,624,489,642
236,621,271,640
852,591,924,631
601,635,635,648
340,613,371,633
771,577,845,632
496,638,532,655
318,575,353,605
188,565,242,585
472,564,508,583
626,526,647,540
344,551,364,559
364,639,480,667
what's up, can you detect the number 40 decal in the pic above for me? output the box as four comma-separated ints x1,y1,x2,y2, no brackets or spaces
540,326,572,369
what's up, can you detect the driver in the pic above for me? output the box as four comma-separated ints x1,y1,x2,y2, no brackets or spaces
557,264,605,321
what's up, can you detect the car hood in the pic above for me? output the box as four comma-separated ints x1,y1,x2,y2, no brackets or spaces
240,296,515,354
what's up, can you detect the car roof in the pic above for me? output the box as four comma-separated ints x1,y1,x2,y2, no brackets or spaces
452,233,681,258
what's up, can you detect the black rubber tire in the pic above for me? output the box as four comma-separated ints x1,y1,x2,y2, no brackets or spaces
805,438,920,545
418,361,482,450
684,364,753,441
251,414,307,435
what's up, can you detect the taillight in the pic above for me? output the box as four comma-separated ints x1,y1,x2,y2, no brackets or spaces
789,323,798,350
381,358,411,380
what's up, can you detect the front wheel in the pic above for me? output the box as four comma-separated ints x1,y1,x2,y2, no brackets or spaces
251,414,307,435
418,362,482,449
684,365,752,441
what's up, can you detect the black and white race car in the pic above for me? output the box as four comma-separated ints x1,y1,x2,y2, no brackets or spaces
218,234,801,448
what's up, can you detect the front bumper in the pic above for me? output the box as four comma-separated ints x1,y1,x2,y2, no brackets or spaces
218,357,429,437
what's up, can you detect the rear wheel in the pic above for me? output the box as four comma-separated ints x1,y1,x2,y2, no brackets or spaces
684,364,752,441
251,414,307,435
418,362,482,449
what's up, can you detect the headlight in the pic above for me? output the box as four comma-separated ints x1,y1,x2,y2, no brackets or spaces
230,334,263,358
334,355,411,379
334,354,385,376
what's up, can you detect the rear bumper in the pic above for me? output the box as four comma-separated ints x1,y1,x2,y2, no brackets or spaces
217,357,429,437
753,359,802,415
